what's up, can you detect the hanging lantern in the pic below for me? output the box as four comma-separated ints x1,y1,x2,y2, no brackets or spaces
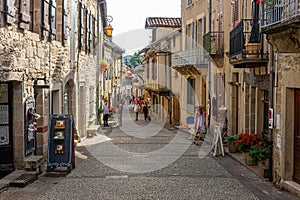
106,24,113,37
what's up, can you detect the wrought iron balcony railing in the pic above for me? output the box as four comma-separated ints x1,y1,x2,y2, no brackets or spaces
203,32,224,56
260,0,300,28
171,46,208,67
229,19,261,57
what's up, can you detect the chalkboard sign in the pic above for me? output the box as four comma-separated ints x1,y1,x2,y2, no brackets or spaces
47,115,73,173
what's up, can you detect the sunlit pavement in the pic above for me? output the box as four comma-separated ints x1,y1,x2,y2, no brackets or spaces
0,105,298,200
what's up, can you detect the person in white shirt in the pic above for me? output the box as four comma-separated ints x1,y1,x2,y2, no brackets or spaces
133,101,140,121
103,101,109,127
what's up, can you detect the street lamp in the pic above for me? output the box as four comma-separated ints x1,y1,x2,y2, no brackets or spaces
105,15,113,37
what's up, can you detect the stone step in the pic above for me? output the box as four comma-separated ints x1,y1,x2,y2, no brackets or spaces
87,125,101,138
25,156,44,174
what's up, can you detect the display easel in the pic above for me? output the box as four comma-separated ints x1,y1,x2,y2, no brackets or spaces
47,115,74,173
212,125,224,157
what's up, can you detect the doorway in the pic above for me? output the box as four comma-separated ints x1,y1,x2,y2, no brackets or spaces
293,89,300,184
0,83,13,173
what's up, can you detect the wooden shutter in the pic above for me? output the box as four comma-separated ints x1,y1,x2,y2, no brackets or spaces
78,2,84,50
19,0,31,29
6,0,15,24
86,10,92,53
93,16,96,53
49,0,56,40
85,9,89,53
0,1,5,26
233,0,239,28
62,0,68,45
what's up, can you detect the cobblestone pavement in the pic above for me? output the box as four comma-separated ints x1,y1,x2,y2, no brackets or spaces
0,105,299,200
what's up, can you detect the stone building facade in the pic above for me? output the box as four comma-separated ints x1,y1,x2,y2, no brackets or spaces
0,0,109,173
260,0,300,195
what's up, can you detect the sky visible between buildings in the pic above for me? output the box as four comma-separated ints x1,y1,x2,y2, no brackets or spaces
107,0,181,55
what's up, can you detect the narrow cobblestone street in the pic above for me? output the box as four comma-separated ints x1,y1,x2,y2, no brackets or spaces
0,105,298,200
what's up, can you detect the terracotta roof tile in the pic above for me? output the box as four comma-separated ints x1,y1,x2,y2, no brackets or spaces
145,17,181,28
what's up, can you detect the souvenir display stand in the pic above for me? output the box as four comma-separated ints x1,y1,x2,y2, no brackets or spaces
47,115,73,173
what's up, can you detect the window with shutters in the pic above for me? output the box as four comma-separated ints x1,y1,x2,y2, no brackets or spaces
19,0,32,30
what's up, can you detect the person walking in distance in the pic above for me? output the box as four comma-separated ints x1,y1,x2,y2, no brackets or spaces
103,101,109,127
118,101,123,126
143,102,148,120
133,101,140,121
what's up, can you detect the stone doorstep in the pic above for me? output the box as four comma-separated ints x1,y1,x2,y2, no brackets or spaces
281,181,300,198
25,156,44,174
87,125,101,138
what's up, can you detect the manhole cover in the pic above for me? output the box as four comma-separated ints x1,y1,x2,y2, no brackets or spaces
10,173,38,187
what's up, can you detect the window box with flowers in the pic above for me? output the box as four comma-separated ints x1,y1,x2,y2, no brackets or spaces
235,133,262,165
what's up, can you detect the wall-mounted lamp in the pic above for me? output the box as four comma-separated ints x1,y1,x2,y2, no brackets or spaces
105,15,113,37
33,73,49,89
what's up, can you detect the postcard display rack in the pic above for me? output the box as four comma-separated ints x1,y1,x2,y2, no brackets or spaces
47,115,73,173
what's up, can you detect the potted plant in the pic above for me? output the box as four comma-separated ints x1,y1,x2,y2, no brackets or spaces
225,134,240,153
249,139,270,177
235,133,262,165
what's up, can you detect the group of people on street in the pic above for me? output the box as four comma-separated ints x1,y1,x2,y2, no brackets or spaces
101,96,151,127
133,100,150,121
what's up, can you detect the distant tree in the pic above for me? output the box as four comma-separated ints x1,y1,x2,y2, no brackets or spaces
129,52,143,67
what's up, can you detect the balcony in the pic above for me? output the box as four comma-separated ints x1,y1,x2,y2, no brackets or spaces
261,0,300,29
229,19,269,68
260,0,300,53
204,31,224,67
171,46,208,76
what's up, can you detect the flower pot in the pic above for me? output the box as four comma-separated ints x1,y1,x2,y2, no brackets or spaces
244,43,260,58
242,152,256,166
228,141,238,153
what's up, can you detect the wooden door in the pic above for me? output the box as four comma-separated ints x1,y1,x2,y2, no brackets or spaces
294,89,300,184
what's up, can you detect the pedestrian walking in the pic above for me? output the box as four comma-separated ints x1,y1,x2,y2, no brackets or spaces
103,101,109,127
133,101,140,121
193,106,206,144
118,101,123,126
143,102,148,120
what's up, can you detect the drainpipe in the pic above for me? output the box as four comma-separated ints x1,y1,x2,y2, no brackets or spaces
168,51,172,124
208,0,212,127
268,46,274,182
